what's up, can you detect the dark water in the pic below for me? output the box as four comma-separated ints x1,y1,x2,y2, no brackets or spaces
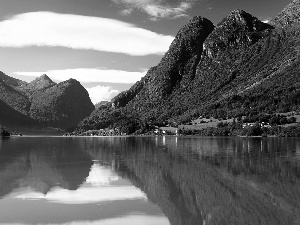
0,136,300,225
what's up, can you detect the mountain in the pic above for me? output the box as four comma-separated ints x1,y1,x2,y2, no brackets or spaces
25,74,56,93
30,79,95,128
79,6,299,133
113,16,214,107
270,0,300,27
0,73,94,129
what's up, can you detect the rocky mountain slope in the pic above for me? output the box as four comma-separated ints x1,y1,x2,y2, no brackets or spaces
0,73,94,129
78,1,300,133
271,0,300,27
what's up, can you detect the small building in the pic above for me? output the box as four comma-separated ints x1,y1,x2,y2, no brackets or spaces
160,127,178,135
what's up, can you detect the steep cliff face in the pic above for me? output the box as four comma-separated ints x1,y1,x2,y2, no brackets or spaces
112,17,214,108
145,16,215,100
0,73,94,129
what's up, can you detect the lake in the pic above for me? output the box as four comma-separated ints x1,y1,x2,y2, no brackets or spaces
0,136,299,225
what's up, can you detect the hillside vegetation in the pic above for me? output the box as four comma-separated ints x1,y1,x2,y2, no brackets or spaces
76,1,300,134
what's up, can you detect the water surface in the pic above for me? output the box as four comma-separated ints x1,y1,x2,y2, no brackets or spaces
0,136,300,225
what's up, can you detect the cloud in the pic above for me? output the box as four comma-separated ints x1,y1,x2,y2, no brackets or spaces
14,163,145,204
86,86,119,104
0,11,174,56
15,185,146,204
85,163,119,186
113,0,192,20
121,8,134,15
14,68,147,84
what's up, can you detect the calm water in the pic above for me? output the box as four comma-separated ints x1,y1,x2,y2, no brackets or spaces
0,136,300,225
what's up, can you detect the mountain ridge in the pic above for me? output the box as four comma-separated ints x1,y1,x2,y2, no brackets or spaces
0,73,94,129
78,7,289,133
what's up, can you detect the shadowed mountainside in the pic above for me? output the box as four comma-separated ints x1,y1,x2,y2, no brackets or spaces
0,73,94,129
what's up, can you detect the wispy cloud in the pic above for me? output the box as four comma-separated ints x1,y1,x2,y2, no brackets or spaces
87,85,119,104
14,68,147,84
0,12,174,56
113,0,192,20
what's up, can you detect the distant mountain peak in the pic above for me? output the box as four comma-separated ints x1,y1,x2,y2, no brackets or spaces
27,74,56,92
32,74,54,83
270,0,300,27
0,72,94,129
228,9,248,17
66,78,79,83
39,74,52,81
59,79,81,88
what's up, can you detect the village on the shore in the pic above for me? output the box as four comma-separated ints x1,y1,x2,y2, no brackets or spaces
64,112,300,137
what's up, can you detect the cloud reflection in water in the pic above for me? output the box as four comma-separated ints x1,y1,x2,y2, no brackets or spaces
14,163,147,204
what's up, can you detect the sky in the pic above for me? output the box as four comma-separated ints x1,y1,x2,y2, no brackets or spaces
0,0,292,104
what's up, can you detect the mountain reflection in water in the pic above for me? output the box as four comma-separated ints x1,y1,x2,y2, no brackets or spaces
0,137,299,225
